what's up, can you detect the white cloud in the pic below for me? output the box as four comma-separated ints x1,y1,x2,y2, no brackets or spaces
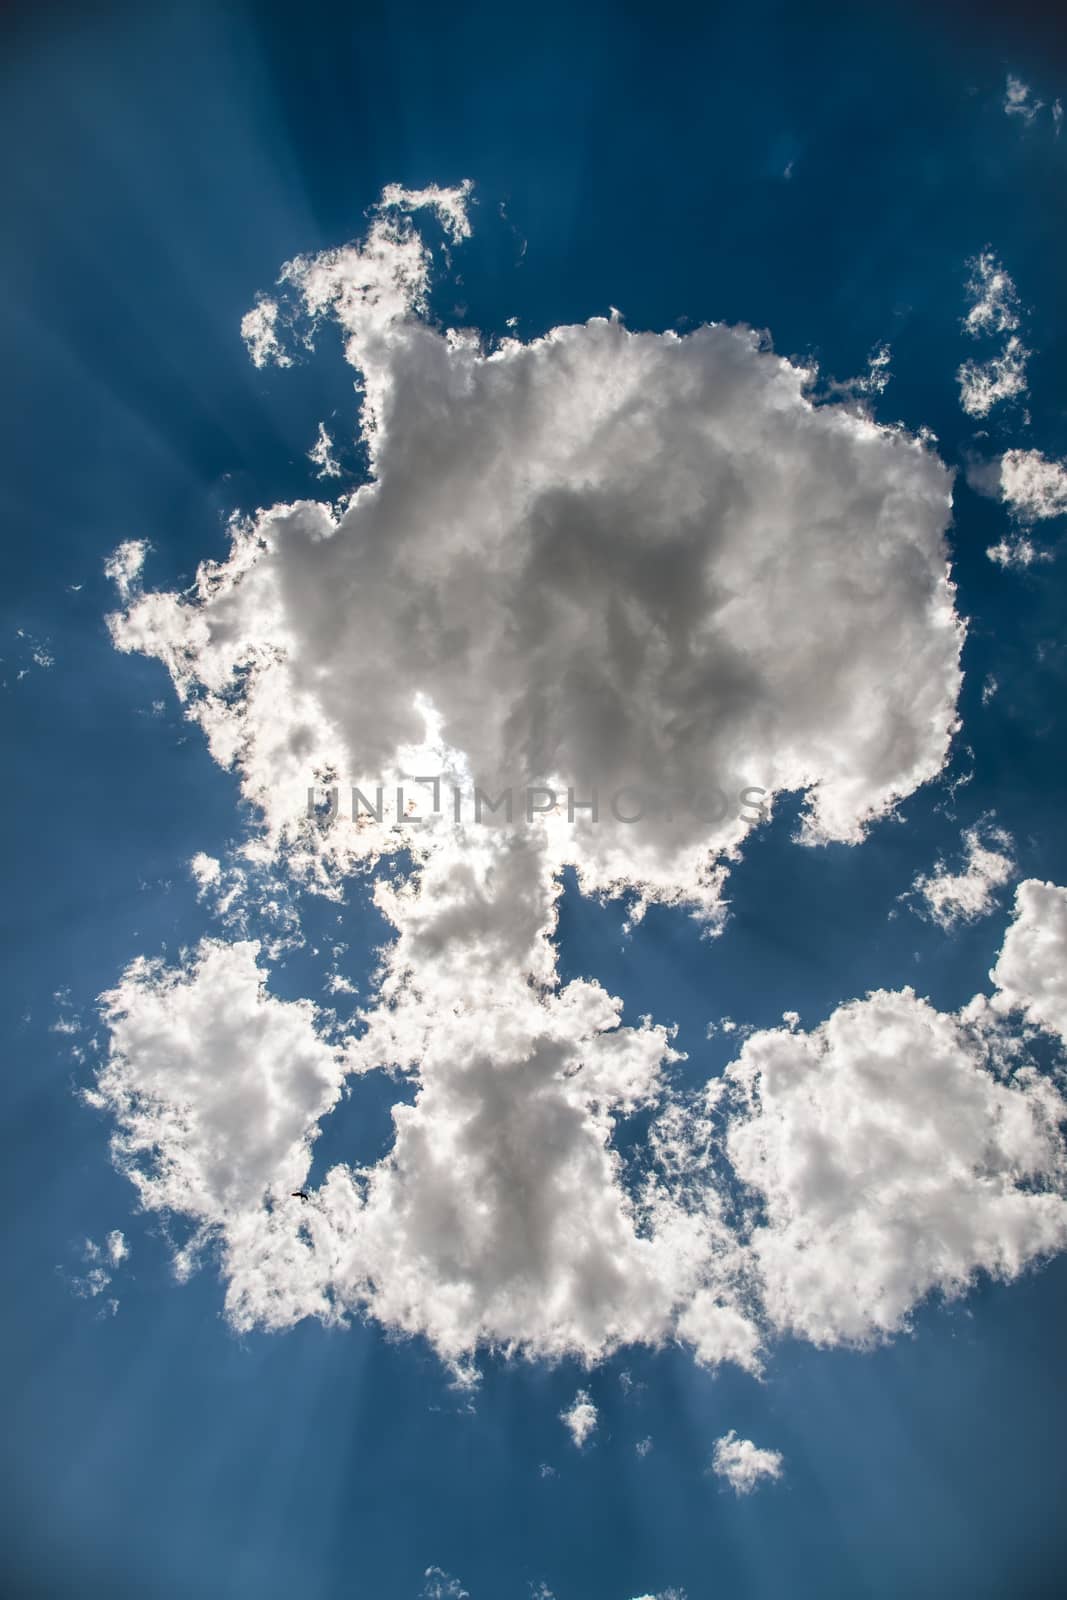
560,1390,598,1447
999,450,1067,523
421,1569,470,1600
958,335,1029,418
103,539,147,603
710,1431,784,1494
1003,74,1043,124
636,1436,653,1457
240,296,292,369
91,868,1067,1373
958,254,1028,419
94,184,1067,1385
378,179,474,244
724,979,1067,1348
308,421,342,480
67,1232,130,1306
187,850,302,957
986,534,1045,570
991,880,1067,1044
963,252,1020,337
909,820,1014,930
190,852,221,889
821,341,892,400
112,186,962,909
94,940,349,1243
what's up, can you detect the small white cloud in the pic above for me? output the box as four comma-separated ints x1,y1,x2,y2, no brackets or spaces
982,674,998,705
421,1568,470,1600
958,254,1028,419
190,853,222,889
636,1436,653,1457
710,1430,784,1495
958,335,1029,418
999,450,1067,523
378,179,474,244
862,341,891,394
963,252,1020,338
241,296,292,369
909,820,1015,931
308,421,342,480
1054,99,1063,135
986,534,1046,570
538,1462,558,1479
560,1389,598,1448
1003,74,1043,124
991,879,1067,1044
67,1232,130,1306
15,629,55,670
104,540,148,603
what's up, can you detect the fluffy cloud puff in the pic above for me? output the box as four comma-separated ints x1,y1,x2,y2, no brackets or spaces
110,181,962,913
723,984,1067,1347
560,1390,598,1447
999,450,1067,523
710,1431,784,1494
958,253,1029,419
991,880,1067,1044
93,940,349,1223
908,820,1014,930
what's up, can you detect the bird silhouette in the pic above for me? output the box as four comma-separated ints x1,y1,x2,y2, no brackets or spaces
292,1190,310,1201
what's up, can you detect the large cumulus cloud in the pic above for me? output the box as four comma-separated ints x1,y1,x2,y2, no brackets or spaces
90,183,1067,1380
110,180,962,910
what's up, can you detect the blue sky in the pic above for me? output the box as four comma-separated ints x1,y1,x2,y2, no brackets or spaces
3,3,1067,1597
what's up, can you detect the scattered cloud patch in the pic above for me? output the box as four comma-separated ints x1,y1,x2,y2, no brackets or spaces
958,254,1028,418
1000,450,1067,523
710,1431,784,1495
986,533,1046,571
308,421,342,480
66,1232,130,1311
724,971,1067,1348
378,179,474,244
103,540,148,603
560,1390,598,1448
963,251,1020,337
991,880,1067,1044
908,820,1015,930
241,296,292,369
421,1569,470,1600
1003,74,1043,124
958,335,1029,418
